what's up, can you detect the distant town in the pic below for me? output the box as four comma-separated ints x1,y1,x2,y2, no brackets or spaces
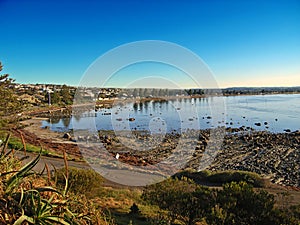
11,83,300,106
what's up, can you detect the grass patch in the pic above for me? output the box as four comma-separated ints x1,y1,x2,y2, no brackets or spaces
93,187,141,206
57,169,165,225
8,136,48,154
3,135,66,158
92,187,163,225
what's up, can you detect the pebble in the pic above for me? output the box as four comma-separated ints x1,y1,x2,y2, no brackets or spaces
76,127,300,187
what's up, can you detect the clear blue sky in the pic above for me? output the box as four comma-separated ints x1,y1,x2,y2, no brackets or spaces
1,0,299,88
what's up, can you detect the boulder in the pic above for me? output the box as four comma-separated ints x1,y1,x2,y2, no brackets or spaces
63,133,72,140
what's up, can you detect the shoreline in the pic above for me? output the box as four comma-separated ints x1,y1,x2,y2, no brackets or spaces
26,92,300,116
26,93,300,136
96,92,300,106
17,117,300,187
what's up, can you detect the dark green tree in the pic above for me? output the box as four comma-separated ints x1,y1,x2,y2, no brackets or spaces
158,89,164,97
185,89,192,96
50,91,60,104
132,88,138,97
60,84,73,105
143,88,150,97
0,62,22,129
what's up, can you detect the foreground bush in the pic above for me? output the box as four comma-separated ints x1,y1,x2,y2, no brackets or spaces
213,181,275,225
55,167,104,195
142,178,214,225
0,133,114,224
142,177,300,225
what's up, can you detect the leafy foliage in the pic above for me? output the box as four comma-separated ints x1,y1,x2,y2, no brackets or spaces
0,62,22,129
142,178,214,225
60,85,73,105
44,84,74,105
0,134,114,224
206,170,266,187
213,181,275,225
174,169,266,187
142,177,300,225
54,167,104,195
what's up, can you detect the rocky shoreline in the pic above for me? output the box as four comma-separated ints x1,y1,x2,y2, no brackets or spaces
77,128,299,187
206,130,299,187
19,118,299,187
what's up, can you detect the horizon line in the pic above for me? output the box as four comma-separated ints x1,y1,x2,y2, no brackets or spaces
14,82,300,90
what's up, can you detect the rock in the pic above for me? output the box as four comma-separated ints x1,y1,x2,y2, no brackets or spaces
254,122,261,126
284,129,291,132
63,133,72,140
77,135,84,141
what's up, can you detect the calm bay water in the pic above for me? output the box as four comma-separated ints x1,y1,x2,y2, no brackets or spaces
43,94,300,133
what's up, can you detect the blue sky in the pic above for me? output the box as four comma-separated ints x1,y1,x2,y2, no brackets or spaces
0,0,299,88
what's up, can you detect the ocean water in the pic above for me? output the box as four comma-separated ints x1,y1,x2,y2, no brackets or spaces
42,94,300,133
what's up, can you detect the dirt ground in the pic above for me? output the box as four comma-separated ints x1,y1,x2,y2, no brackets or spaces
15,118,82,158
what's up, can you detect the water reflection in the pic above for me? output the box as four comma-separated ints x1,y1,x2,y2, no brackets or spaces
43,94,300,133
49,117,60,124
133,103,138,111
62,117,71,127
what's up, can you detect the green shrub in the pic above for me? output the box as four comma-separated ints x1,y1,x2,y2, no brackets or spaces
142,178,296,225
270,206,300,225
55,167,104,195
176,169,266,187
213,182,275,224
207,170,266,187
142,178,214,225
